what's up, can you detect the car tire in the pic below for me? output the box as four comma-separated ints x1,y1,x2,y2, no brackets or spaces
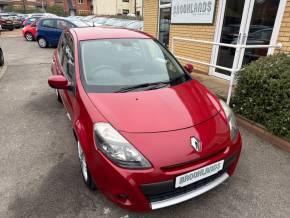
38,37,47,48
77,141,96,190
9,27,14,31
25,32,33,41
56,90,62,103
0,49,4,66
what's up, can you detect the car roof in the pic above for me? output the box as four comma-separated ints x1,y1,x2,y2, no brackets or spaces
71,27,151,41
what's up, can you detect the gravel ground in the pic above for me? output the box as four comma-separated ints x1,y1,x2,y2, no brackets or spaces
0,36,289,218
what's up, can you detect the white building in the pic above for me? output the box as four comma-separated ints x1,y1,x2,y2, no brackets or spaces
93,0,143,16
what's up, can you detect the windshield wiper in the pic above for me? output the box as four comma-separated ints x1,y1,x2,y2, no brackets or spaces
115,82,170,93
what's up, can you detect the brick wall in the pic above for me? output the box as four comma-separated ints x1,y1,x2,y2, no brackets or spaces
64,0,91,15
168,1,220,73
277,0,290,53
143,0,219,73
143,0,158,37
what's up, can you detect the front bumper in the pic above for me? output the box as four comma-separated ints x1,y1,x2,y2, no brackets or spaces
151,173,229,210
142,153,237,209
89,133,242,211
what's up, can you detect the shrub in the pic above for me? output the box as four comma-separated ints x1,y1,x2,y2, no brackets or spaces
46,5,66,17
232,53,290,140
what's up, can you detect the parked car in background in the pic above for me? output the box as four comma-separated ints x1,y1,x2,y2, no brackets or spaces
17,13,28,22
81,15,96,22
22,21,38,41
103,18,120,26
113,19,136,27
0,14,14,31
22,13,57,26
126,20,144,31
36,17,88,48
8,15,22,29
91,17,109,26
23,17,39,26
48,27,242,212
0,47,4,66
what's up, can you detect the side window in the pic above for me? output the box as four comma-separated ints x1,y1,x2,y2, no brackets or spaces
56,20,69,30
62,33,75,80
42,19,55,28
57,33,65,66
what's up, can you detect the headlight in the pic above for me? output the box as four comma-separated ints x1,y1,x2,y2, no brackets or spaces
93,123,151,169
219,100,238,141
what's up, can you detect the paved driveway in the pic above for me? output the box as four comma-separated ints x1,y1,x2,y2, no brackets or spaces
0,36,289,218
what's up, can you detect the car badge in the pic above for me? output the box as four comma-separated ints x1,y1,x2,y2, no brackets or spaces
191,137,202,152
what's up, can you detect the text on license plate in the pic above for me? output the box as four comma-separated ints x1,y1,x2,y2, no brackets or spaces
175,160,224,188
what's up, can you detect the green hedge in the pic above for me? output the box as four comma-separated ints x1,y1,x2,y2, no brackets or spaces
232,53,290,140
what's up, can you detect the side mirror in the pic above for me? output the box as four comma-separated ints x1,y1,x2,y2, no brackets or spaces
184,64,194,73
48,75,71,90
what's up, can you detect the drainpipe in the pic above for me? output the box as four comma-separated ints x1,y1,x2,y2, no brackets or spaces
22,0,26,13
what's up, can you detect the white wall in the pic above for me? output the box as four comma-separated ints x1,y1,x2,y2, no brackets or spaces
93,0,143,16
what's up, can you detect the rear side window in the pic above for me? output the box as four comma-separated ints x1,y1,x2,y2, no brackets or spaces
57,34,65,66
41,19,55,28
56,20,71,30
58,32,75,81
63,33,75,80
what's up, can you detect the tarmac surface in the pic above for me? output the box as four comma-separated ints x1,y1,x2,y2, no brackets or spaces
0,35,290,218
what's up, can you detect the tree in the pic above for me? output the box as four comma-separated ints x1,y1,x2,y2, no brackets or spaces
46,5,66,16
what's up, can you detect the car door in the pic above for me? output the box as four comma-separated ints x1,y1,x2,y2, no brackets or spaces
40,19,56,43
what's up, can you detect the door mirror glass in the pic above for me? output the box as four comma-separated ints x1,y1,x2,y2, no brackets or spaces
48,75,70,90
184,64,194,73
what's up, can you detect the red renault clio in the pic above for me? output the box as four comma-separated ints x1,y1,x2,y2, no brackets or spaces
48,27,242,211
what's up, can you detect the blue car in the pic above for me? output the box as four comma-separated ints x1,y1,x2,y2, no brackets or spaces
36,17,88,48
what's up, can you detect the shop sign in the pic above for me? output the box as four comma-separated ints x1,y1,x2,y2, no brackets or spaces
171,0,216,24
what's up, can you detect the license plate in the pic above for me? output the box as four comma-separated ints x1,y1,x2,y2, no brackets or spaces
175,160,224,188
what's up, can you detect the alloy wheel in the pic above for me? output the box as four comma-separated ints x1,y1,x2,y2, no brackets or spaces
25,32,33,41
38,38,47,48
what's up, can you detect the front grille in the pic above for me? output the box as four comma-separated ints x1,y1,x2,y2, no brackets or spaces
140,154,237,203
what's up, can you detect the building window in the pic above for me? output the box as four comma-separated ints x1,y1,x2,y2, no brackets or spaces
123,0,129,2
123,9,129,15
160,0,171,5
78,0,83,4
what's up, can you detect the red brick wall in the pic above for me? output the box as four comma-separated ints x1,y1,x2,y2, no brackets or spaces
64,0,91,15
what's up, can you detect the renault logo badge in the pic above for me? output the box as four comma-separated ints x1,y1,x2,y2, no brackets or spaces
191,137,202,152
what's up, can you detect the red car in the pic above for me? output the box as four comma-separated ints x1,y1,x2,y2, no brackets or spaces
48,27,242,211
22,21,37,41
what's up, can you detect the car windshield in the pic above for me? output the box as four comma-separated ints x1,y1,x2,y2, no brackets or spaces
80,38,189,93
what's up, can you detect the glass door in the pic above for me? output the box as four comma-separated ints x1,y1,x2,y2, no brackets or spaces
159,7,171,46
213,0,282,80
158,1,172,47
